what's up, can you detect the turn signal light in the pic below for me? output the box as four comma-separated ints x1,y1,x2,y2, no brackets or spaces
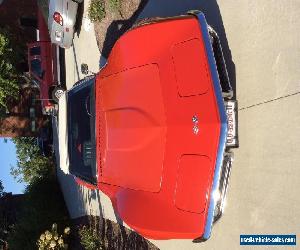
53,12,63,26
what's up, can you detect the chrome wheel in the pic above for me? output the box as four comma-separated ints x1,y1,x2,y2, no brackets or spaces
55,89,64,99
52,86,66,103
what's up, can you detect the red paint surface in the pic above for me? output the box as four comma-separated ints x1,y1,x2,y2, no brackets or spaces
81,16,221,239
75,177,97,190
173,39,209,97
175,155,212,214
27,9,58,109
98,64,166,192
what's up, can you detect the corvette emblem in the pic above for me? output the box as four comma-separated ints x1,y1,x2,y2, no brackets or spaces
192,115,199,135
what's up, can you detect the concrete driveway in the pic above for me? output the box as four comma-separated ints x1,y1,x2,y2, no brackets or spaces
54,0,300,249
64,0,106,88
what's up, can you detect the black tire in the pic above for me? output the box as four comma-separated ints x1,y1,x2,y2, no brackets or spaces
51,86,66,104
131,15,192,31
72,0,83,3
187,10,201,15
132,17,168,30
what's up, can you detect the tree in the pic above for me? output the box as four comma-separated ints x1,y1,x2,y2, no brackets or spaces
0,28,20,115
10,138,52,184
0,180,4,197
7,176,69,250
0,180,8,248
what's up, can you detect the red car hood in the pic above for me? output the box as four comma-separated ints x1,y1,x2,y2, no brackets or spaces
95,15,222,239
97,64,167,192
97,49,219,213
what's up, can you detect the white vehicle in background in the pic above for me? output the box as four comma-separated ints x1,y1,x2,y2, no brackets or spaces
48,0,83,48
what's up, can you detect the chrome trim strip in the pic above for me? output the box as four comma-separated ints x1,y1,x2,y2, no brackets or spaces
194,12,228,240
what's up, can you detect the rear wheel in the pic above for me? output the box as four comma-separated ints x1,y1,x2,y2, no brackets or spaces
52,86,65,103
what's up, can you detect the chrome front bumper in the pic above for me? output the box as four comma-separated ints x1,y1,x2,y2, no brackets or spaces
190,11,237,241
213,152,234,222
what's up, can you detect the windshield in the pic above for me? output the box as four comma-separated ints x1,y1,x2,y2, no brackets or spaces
31,59,43,79
30,46,41,56
67,78,97,184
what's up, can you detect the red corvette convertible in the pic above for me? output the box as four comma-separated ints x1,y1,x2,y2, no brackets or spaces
66,11,238,241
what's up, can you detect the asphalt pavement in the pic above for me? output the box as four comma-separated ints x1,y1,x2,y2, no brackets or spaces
53,0,300,249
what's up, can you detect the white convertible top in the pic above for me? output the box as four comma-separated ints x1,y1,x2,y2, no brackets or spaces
58,92,70,174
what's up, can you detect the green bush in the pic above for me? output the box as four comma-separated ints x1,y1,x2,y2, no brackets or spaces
108,0,120,11
7,176,70,250
88,0,106,22
79,226,103,250
37,223,70,250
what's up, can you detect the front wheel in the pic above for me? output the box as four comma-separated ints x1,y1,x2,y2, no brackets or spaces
52,86,65,103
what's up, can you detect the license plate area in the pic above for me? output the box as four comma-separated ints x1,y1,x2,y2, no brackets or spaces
225,100,238,147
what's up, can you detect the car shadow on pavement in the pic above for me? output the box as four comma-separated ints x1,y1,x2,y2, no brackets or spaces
77,184,105,217
101,0,149,58
102,0,236,98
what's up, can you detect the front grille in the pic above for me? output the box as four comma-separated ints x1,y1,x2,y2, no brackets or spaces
208,27,233,99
